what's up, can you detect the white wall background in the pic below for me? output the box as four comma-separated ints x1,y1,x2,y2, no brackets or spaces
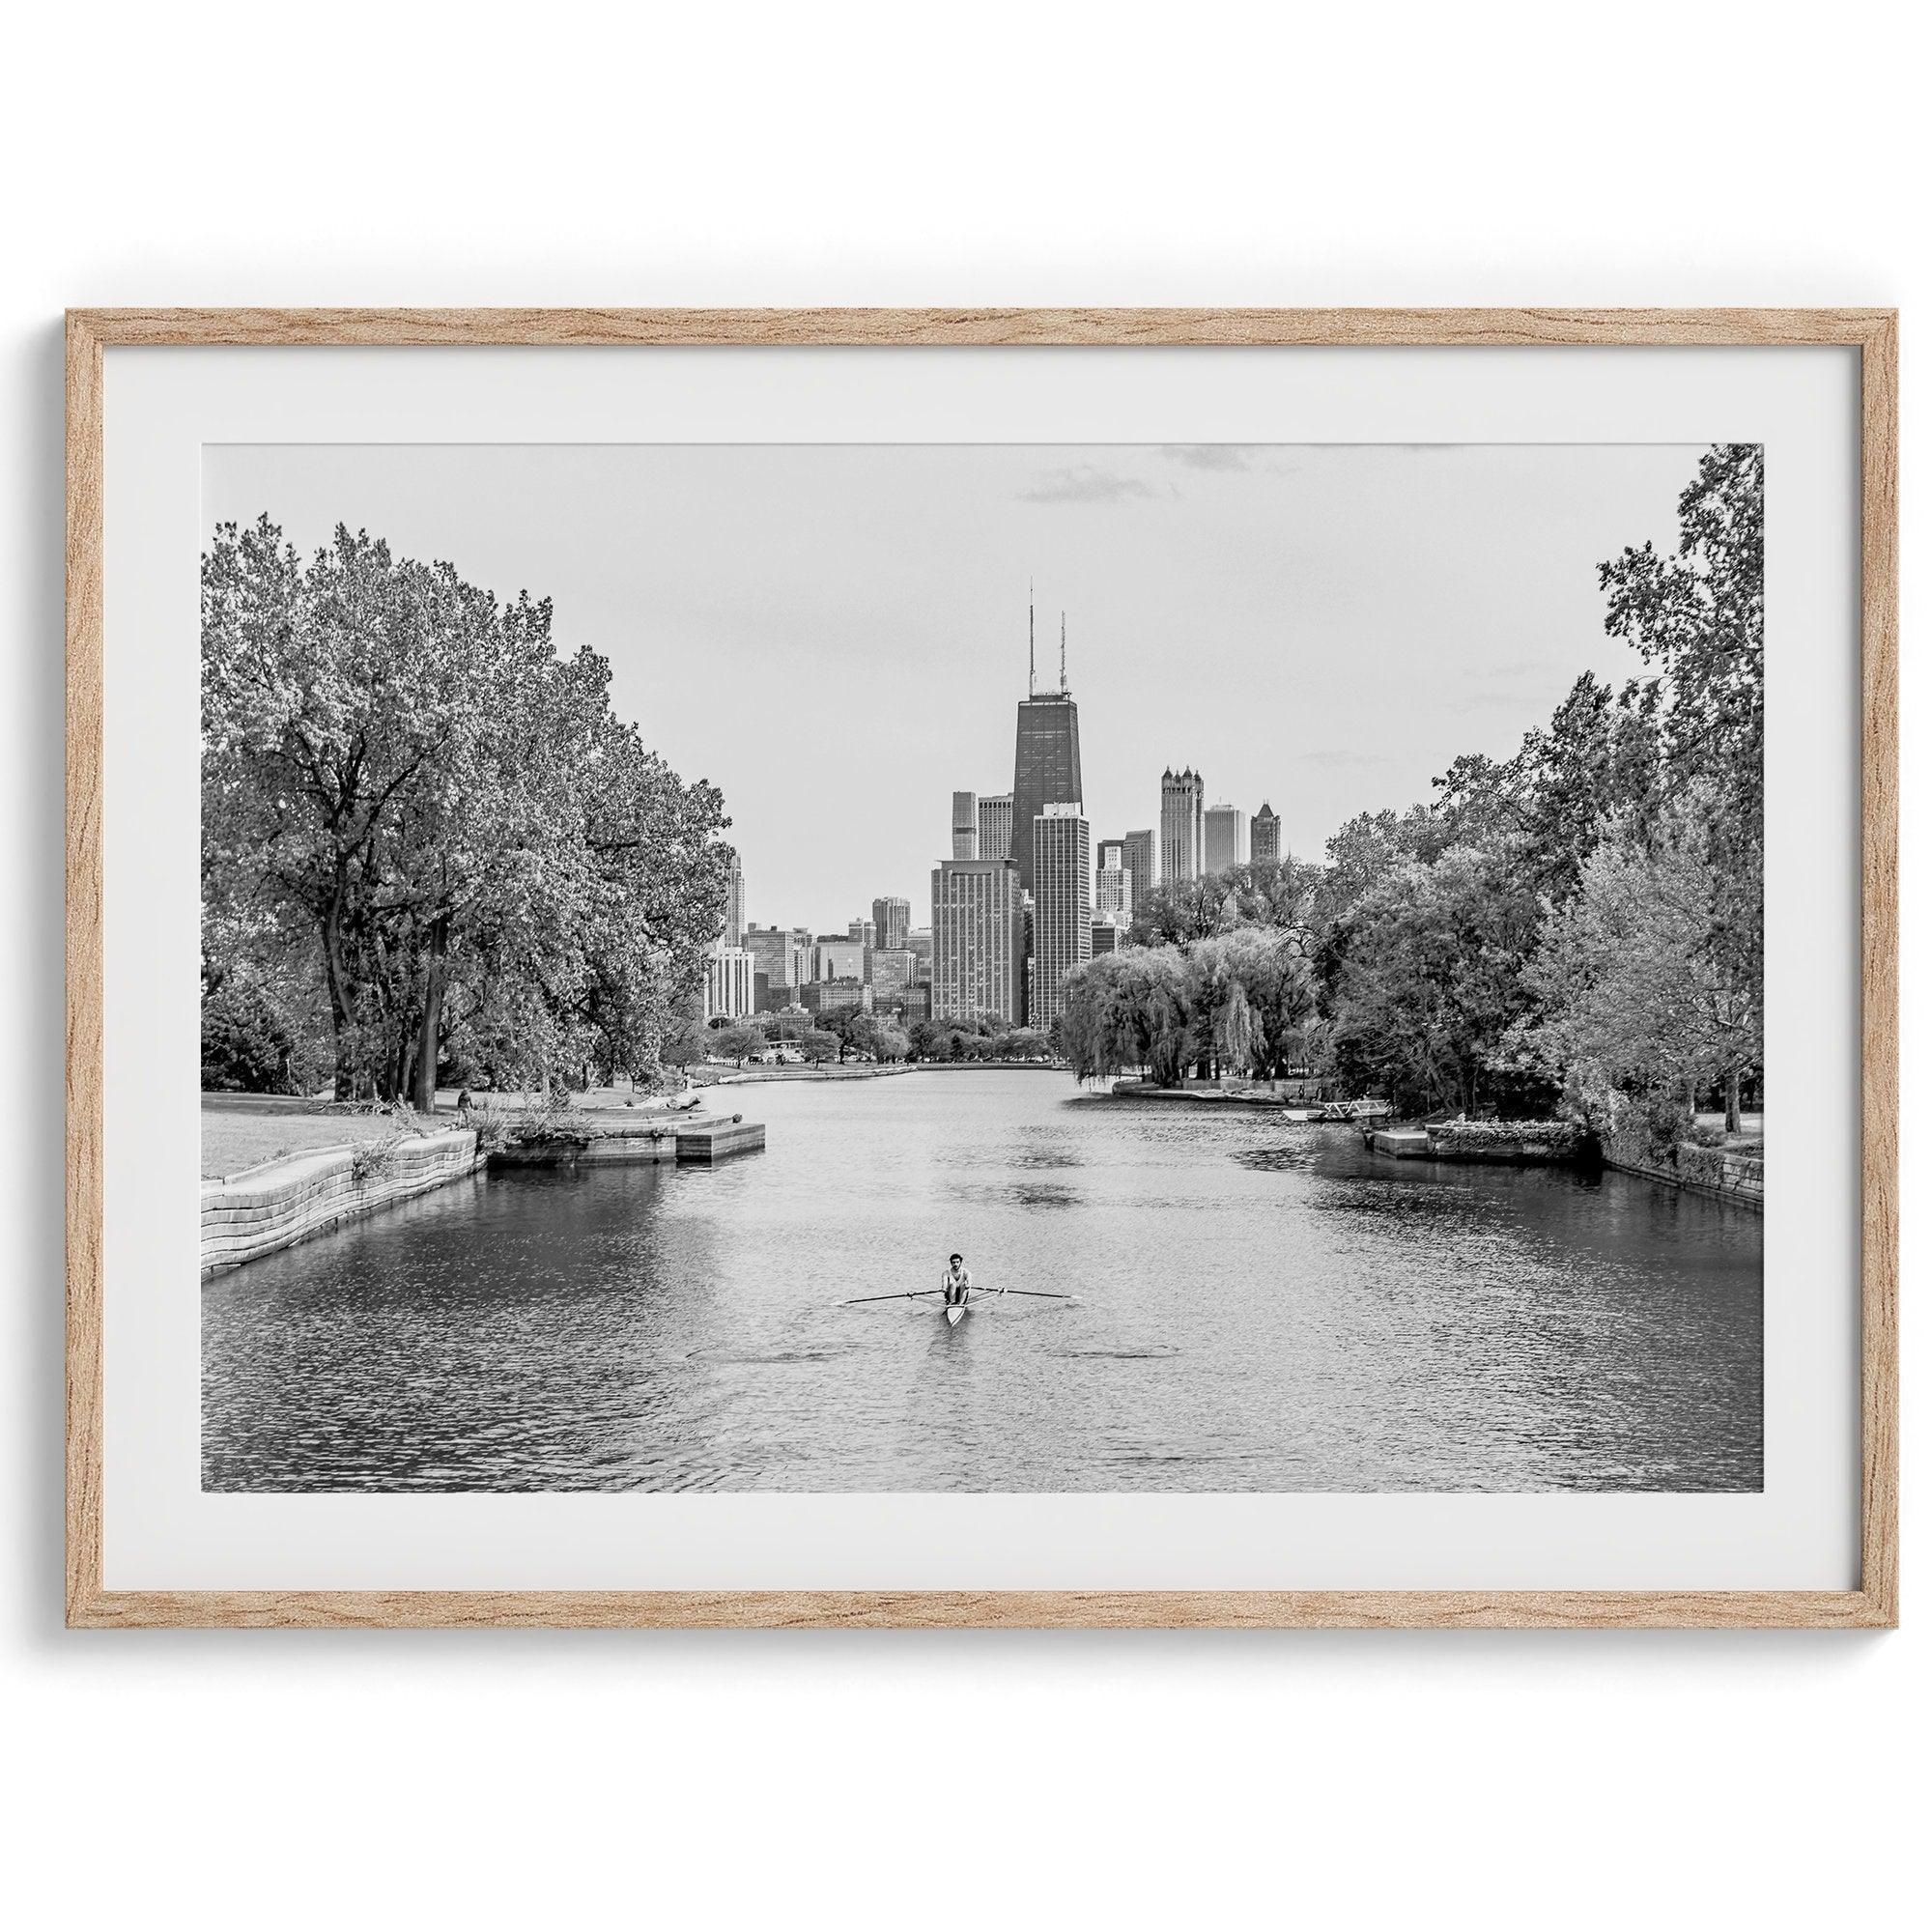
3,4,1919,1925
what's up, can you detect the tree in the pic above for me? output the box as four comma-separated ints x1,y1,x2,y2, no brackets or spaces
819,1008,880,1062
1059,947,1192,1086
1599,442,1764,1062
1600,444,1763,828
800,1029,840,1067
1510,797,1761,1132
1206,927,1317,1079
1326,846,1548,1117
706,1022,762,1067
1002,1027,1048,1062
202,517,729,1104
659,1005,709,1071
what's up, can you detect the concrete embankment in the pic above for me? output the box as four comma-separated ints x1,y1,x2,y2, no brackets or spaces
202,1128,484,1275
203,1111,768,1273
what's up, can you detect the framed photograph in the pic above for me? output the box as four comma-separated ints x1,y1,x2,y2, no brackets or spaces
66,308,1897,1630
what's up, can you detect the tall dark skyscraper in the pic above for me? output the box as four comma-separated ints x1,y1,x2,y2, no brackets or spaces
1009,604,1083,892
1251,802,1282,867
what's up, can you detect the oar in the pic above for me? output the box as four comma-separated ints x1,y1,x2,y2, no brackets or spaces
839,1289,943,1306
980,1287,1079,1300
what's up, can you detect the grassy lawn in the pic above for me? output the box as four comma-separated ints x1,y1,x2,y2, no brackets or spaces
200,1096,423,1179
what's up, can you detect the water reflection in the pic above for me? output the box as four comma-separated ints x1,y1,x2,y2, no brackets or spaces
203,1071,1762,1492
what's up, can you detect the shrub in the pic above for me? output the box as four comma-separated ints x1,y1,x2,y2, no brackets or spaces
349,1136,404,1183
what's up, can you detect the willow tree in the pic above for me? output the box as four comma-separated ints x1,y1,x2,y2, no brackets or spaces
202,516,729,1105
1059,947,1192,1087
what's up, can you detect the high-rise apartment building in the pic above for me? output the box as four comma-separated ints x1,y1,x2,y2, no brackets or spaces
1160,769,1206,883
1030,804,1092,1033
906,927,933,980
977,794,1014,867
1251,802,1282,867
1119,829,1156,911
1205,802,1246,874
870,895,911,952
848,917,875,952
1095,844,1134,924
743,923,808,1001
951,791,978,860
869,947,918,1007
930,858,1025,1024
703,944,755,1021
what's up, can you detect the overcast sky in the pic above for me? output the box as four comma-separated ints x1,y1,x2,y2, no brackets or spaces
205,442,1697,935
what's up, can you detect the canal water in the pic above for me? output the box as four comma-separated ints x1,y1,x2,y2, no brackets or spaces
202,1070,1763,1492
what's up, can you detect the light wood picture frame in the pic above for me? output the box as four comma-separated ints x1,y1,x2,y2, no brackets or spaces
65,307,1898,1630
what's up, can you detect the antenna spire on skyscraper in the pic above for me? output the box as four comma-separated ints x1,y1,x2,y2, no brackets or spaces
1060,611,1066,693
1028,580,1036,696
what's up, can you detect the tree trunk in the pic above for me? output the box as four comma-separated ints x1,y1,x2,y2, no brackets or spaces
410,917,448,1116
320,901,358,1101
1724,1063,1742,1137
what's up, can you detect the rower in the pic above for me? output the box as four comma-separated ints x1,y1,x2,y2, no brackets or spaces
932,1254,1005,1307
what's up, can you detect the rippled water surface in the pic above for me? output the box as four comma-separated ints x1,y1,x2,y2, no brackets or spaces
203,1071,1763,1492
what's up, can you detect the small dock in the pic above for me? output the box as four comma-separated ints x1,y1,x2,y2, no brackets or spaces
673,1118,767,1162
490,1111,766,1167
1370,1128,1434,1160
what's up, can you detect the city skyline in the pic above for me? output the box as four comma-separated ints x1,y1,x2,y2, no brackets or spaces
206,441,1700,923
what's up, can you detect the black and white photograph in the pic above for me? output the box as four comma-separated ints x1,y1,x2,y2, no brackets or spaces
199,439,1765,1495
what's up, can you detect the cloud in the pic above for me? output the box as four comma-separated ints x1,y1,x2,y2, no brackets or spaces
1296,750,1396,769
1161,444,1255,472
1018,464,1155,504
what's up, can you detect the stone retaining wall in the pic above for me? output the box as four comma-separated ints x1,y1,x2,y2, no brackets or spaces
1426,1121,1587,1164
202,1129,483,1275
1603,1131,1764,1210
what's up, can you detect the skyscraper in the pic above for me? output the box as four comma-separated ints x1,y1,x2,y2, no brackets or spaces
869,947,918,1008
703,944,754,1021
1030,805,1092,1033
977,794,1014,867
930,858,1025,1023
1205,802,1245,874
814,935,866,982
1119,829,1156,911
1160,769,1205,883
743,923,807,1001
722,852,746,948
951,791,978,860
848,917,875,952
1251,802,1282,867
1009,607,1082,892
871,895,911,952
1095,843,1134,923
